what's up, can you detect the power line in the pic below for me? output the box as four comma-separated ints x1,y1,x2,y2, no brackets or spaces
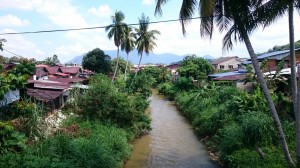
0,4,297,36
3,48,24,58
0,17,203,36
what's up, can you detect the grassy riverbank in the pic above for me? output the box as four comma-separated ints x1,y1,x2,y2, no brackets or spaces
158,82,295,168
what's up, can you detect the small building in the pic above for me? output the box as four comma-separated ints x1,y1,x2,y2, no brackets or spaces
166,63,180,75
211,56,245,71
242,48,300,71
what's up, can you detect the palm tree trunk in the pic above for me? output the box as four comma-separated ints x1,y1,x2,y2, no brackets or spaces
297,65,300,167
135,53,143,77
243,33,295,167
112,47,120,81
289,4,300,166
124,53,129,80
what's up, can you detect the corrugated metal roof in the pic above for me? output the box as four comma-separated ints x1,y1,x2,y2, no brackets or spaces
209,71,241,78
60,67,81,74
45,66,59,74
213,74,247,81
27,88,63,102
28,80,71,90
211,56,238,65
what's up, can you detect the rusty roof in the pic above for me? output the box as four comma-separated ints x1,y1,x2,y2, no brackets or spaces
211,56,238,65
28,80,71,90
27,88,63,102
213,73,247,81
60,67,81,74
48,77,85,84
35,67,49,78
45,66,59,74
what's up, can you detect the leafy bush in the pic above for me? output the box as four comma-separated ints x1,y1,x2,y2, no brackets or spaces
0,119,132,168
78,74,151,136
0,121,27,155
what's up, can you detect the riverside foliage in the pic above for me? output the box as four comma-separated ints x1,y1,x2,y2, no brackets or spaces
0,72,152,167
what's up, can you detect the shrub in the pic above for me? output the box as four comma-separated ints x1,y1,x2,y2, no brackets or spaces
0,119,132,168
78,74,151,136
0,121,27,155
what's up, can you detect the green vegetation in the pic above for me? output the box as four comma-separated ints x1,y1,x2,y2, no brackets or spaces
157,80,295,167
82,48,112,74
1,62,152,167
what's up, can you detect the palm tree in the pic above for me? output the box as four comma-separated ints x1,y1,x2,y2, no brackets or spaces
256,1,300,165
134,13,160,77
121,26,135,80
155,0,294,166
105,10,127,81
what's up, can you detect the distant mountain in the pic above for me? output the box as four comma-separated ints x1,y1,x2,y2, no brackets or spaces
65,50,214,65
202,54,214,60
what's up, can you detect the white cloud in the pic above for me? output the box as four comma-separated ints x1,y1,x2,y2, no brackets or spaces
142,0,154,5
88,4,112,18
0,29,47,60
0,15,30,27
0,0,41,10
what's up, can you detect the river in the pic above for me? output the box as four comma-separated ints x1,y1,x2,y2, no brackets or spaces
125,91,217,168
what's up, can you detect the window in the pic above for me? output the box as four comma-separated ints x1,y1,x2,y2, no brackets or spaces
220,65,224,69
228,65,233,69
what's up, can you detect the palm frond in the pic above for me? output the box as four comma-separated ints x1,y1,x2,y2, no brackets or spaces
155,0,169,16
179,0,197,35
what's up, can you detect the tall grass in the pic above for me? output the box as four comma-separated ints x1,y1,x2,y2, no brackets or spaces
0,118,132,168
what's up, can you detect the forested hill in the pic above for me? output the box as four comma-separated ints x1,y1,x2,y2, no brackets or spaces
258,40,300,55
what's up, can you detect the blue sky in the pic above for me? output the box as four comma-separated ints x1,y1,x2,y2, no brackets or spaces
0,0,299,63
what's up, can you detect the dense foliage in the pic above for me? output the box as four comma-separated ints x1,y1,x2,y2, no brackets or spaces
82,48,112,74
171,85,294,167
177,55,213,80
77,74,151,136
0,58,35,99
43,55,61,66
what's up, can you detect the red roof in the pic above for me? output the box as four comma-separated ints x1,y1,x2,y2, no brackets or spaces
35,67,49,78
27,88,63,102
48,77,85,84
45,66,59,74
213,74,247,81
60,67,81,74
28,80,71,90
55,72,70,77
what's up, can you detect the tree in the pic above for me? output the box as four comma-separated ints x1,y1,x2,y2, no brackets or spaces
111,57,132,76
177,55,213,80
0,39,6,51
121,26,135,80
44,55,61,66
155,0,294,166
105,10,127,81
134,13,160,77
82,48,111,74
256,0,300,165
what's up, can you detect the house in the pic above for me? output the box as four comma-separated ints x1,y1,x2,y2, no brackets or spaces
26,64,89,110
242,48,300,71
211,56,246,71
166,63,180,75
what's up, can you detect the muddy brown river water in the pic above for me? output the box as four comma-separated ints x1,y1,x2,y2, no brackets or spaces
125,91,216,168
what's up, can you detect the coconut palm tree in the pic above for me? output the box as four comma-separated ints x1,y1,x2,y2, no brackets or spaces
134,13,160,77
121,26,135,80
105,10,127,81
155,0,294,166
256,1,300,164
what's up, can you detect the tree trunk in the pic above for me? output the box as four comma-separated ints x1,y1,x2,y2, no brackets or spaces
124,53,129,80
289,3,300,166
112,47,120,81
255,147,266,159
135,53,143,78
243,33,295,167
297,65,300,167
